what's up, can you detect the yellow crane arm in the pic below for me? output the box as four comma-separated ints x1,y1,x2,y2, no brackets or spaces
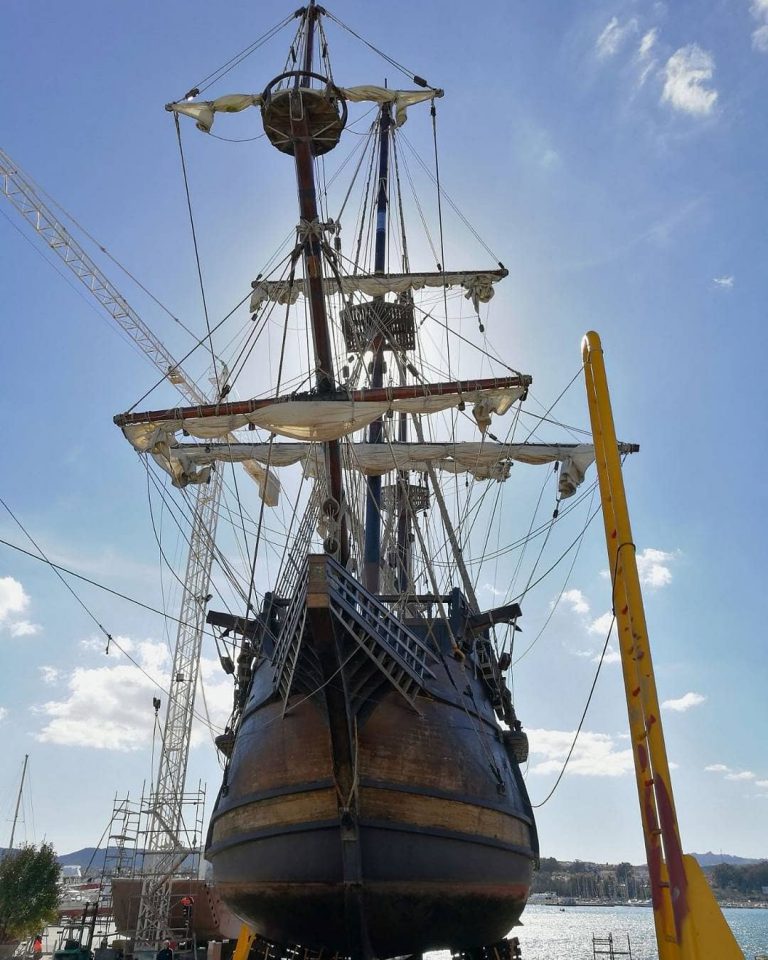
582,331,743,960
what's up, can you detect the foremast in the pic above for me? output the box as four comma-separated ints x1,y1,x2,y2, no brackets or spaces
288,1,348,563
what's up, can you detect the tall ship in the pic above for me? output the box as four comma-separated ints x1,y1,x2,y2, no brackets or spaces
113,5,606,957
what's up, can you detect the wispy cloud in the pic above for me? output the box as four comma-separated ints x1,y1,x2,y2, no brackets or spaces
639,28,658,59
480,582,506,599
560,589,590,615
636,28,658,87
661,45,718,116
752,0,768,51
9,620,40,637
707,763,762,783
39,666,61,685
588,611,614,636
661,691,706,712
0,707,7,723
528,728,633,777
713,275,734,288
636,547,677,588
596,17,639,59
593,644,621,665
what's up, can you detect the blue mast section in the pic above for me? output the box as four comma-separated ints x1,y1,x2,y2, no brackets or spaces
363,103,392,594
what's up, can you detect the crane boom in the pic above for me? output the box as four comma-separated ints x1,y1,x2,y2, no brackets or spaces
582,331,743,960
0,147,206,406
0,146,225,946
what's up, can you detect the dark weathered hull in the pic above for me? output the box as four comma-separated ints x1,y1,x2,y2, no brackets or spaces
206,617,536,957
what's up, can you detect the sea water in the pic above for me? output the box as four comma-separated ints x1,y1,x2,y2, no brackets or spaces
512,904,768,958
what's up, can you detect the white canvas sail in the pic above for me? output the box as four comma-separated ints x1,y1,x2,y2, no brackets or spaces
249,269,507,313
168,85,441,134
146,439,599,502
120,384,526,453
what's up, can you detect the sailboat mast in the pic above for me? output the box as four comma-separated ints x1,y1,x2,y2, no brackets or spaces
292,1,348,561
8,753,29,851
363,102,392,594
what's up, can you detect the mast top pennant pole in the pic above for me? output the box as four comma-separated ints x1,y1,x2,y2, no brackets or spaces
582,330,743,960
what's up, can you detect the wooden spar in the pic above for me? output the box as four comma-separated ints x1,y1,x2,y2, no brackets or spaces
113,375,531,427
363,102,392,594
291,2,348,562
582,331,743,960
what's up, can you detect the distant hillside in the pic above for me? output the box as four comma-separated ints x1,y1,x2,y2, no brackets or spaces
691,851,763,867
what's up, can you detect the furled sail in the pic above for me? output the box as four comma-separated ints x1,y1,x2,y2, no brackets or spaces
115,377,529,450
167,85,442,134
143,440,601,501
250,269,508,313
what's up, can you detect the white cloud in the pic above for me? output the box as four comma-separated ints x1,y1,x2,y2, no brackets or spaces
661,45,718,116
636,547,676,588
597,547,677,591
588,611,614,636
639,28,658,59
596,17,639,58
39,666,61,685
0,576,29,621
661,691,706,712
0,707,7,722
560,589,590,615
754,24,768,51
705,763,731,773
0,576,41,638
713,275,734,288
756,779,768,788
725,770,755,781
35,638,231,751
593,644,622,665
9,620,40,637
636,28,659,87
752,1,768,51
480,583,506,599
528,728,634,777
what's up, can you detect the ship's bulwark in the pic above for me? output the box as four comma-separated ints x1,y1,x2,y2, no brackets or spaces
205,572,536,957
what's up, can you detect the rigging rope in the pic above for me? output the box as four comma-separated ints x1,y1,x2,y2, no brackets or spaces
530,613,616,808
528,532,631,806
173,114,220,396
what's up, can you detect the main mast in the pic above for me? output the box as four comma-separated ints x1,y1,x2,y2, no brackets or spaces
362,101,392,593
287,1,348,561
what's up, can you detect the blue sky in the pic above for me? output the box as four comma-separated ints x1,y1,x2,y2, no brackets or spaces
1,0,766,867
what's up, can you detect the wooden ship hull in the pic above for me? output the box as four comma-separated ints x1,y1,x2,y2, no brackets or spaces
205,557,537,957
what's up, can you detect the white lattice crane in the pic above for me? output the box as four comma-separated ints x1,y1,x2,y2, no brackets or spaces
0,146,245,947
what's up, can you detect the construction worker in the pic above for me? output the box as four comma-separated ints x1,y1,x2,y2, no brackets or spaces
156,941,173,960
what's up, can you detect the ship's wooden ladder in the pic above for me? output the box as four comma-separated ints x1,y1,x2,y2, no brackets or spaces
325,556,435,711
272,555,435,711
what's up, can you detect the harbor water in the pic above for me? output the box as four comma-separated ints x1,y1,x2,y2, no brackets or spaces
512,904,768,958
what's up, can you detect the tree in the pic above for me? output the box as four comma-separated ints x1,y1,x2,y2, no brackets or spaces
0,843,61,943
